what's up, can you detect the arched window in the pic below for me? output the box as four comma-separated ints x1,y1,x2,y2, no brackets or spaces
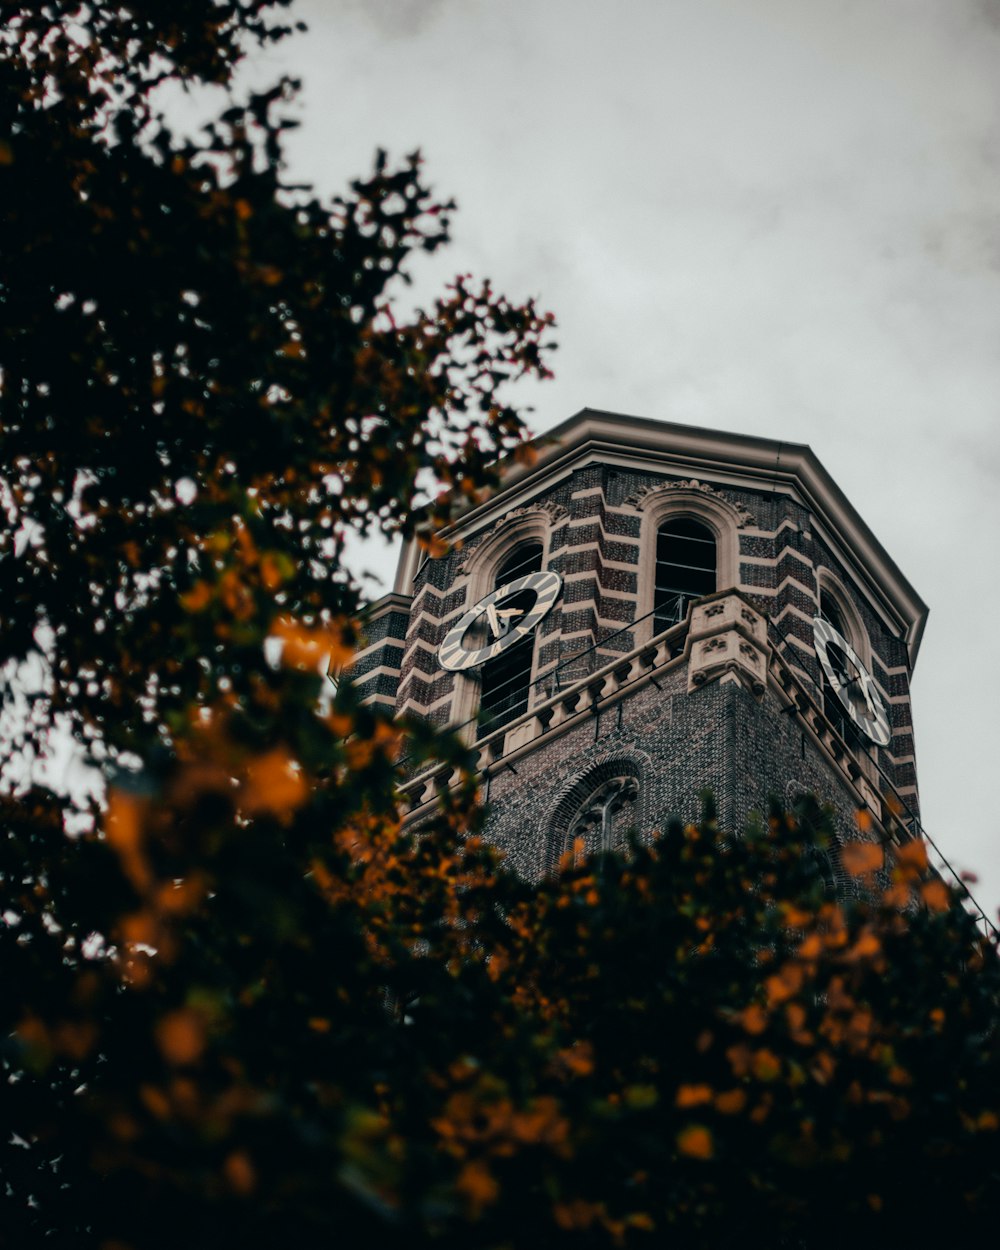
654,517,716,633
546,754,646,874
565,775,639,862
478,542,543,739
818,590,859,746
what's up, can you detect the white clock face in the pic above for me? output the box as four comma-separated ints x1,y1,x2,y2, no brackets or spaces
438,571,562,672
812,615,891,747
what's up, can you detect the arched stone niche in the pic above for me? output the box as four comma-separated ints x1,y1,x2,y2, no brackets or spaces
545,751,650,874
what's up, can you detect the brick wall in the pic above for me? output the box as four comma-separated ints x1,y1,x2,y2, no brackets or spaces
393,455,920,849
479,666,872,891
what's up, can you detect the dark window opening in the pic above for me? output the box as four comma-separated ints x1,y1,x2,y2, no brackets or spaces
478,542,543,739
654,517,716,633
567,776,639,863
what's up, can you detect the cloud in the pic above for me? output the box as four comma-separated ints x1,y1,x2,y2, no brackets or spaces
301,0,455,41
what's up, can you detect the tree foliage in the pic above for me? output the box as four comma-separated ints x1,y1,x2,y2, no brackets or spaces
1,7,998,1249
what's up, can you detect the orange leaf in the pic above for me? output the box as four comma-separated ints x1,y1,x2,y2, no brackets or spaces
105,790,152,893
751,1049,781,1082
224,1151,256,1195
741,1003,768,1035
512,441,538,467
843,928,881,963
273,615,353,671
155,1009,204,1066
52,1020,98,1061
139,1084,170,1119
675,1084,713,1108
726,1042,752,1078
920,879,950,912
881,883,911,909
17,1014,50,1054
180,580,213,613
676,1124,714,1160
241,749,307,819
895,840,928,872
553,1042,594,1077
714,1089,746,1115
553,1199,601,1231
455,1159,499,1216
841,841,884,878
785,1002,807,1033
796,933,822,959
259,553,286,591
765,963,804,1006
417,531,450,559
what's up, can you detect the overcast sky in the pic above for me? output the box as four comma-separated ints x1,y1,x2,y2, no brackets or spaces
231,0,1000,924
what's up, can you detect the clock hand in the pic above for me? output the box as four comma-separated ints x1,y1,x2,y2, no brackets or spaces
492,606,526,637
486,602,501,638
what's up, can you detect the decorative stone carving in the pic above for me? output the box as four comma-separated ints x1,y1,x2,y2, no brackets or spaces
504,718,538,754
687,592,770,699
457,501,570,574
624,480,756,528
689,593,765,644
856,775,881,815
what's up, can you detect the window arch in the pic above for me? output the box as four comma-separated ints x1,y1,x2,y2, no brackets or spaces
566,774,639,858
654,517,717,632
477,542,543,739
545,753,647,873
633,486,740,643
457,507,555,604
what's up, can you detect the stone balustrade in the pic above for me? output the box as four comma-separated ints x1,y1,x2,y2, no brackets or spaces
399,590,906,843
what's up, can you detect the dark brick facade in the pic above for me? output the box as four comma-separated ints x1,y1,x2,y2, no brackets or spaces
360,413,926,878
480,665,874,893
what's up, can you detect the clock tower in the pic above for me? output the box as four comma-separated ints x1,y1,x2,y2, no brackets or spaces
351,410,927,889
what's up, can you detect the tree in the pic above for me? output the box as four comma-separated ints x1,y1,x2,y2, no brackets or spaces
1,3,552,1245
2,7,998,1250
399,801,1000,1248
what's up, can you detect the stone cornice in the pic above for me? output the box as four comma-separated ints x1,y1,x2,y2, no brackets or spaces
362,590,413,624
624,479,757,528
